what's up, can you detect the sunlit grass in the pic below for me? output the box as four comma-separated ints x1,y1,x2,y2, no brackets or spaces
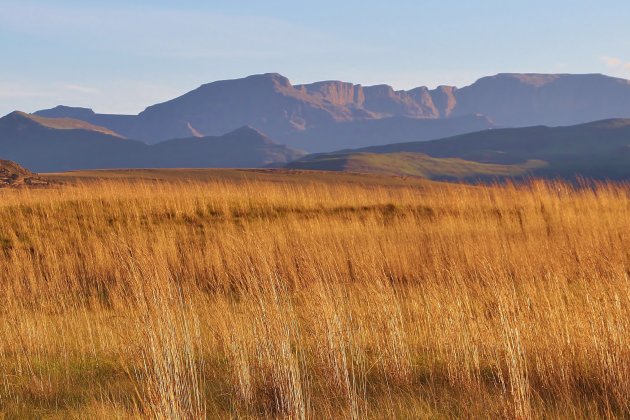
0,177,629,418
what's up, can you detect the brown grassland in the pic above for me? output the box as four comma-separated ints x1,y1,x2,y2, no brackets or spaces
0,169,629,418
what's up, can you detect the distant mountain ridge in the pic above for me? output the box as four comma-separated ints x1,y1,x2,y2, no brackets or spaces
0,111,304,172
37,74,461,144
8,111,125,137
450,73,630,127
34,72,630,152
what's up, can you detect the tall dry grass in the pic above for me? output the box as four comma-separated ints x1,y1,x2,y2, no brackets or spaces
0,177,629,418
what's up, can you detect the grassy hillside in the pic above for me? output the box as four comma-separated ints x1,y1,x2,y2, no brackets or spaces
0,174,629,418
288,151,547,179
289,119,630,180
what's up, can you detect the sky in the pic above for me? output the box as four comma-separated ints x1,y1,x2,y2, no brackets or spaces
1,0,629,116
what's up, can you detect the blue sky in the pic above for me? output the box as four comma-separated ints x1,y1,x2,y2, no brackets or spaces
1,0,629,115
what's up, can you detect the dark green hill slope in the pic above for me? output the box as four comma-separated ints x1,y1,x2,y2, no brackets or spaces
287,119,630,180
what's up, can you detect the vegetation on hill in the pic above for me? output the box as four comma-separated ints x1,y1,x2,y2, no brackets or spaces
0,173,628,418
289,119,630,180
287,151,547,179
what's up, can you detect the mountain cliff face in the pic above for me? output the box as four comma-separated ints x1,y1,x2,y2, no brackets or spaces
34,73,474,146
34,72,630,151
429,86,458,117
295,81,439,118
138,74,350,141
0,111,304,172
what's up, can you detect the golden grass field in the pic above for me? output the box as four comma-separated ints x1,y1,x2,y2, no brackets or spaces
1,169,629,418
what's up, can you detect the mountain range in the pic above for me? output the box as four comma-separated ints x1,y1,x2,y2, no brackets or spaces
287,119,630,181
34,72,630,152
2,72,630,177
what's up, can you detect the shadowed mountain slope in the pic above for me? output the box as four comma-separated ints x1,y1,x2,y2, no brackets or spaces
0,111,146,171
147,126,304,169
0,112,304,172
286,114,493,152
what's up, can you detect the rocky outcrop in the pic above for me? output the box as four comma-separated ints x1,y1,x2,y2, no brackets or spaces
429,86,458,117
0,159,50,187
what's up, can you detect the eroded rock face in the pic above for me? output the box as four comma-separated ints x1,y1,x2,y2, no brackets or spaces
297,80,440,118
35,74,458,143
297,81,364,107
429,86,458,118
